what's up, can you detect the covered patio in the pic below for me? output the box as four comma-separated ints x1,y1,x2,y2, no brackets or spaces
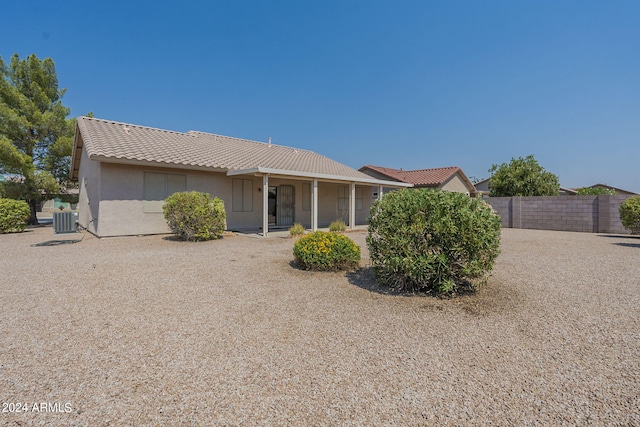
227,167,411,237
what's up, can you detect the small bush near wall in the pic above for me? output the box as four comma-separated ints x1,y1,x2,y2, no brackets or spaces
367,189,502,294
0,198,30,233
163,192,226,241
293,231,360,271
329,220,347,232
289,223,305,236
619,195,640,235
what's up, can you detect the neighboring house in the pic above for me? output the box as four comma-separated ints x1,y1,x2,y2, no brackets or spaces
71,117,410,237
359,165,477,196
474,177,578,196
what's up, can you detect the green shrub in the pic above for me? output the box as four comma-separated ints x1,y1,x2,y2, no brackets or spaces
366,189,502,294
329,220,347,232
619,195,640,235
576,187,616,195
0,198,30,233
289,223,305,236
293,231,361,271
163,191,226,241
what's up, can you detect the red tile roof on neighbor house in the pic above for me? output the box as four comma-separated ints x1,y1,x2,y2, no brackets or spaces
359,165,464,187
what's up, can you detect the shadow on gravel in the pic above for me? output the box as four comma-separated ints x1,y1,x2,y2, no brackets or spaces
596,234,640,248
346,268,523,316
597,234,640,240
613,242,640,249
346,267,478,297
31,239,82,247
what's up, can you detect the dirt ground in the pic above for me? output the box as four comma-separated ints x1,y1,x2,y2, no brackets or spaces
1,226,638,425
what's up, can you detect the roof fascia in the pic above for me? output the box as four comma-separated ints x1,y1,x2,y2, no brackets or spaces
70,123,83,180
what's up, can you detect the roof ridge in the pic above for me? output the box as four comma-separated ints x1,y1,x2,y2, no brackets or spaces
188,130,316,153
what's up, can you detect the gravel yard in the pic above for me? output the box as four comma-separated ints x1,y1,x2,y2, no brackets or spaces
1,226,639,426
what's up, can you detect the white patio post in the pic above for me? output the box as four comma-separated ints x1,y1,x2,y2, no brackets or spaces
378,185,384,200
311,178,318,232
262,174,269,237
349,182,356,230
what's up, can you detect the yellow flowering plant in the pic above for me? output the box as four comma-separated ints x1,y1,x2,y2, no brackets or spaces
293,231,360,271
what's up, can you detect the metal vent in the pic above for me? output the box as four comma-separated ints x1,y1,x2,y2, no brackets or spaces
53,211,78,234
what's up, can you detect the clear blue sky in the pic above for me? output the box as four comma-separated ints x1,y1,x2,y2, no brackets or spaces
2,0,639,192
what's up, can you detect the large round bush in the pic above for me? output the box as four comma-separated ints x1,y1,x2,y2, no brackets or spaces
0,198,30,233
163,191,226,241
366,189,501,294
619,195,640,235
293,231,361,271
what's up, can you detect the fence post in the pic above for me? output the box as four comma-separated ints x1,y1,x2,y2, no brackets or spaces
512,196,522,229
598,194,612,233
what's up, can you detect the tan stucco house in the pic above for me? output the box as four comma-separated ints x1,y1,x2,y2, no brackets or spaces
71,117,410,237
359,165,477,196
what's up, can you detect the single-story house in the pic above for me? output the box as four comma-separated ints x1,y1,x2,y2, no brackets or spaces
359,165,477,197
71,117,411,237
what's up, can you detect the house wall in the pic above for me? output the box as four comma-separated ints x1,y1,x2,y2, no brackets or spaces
440,173,473,195
80,158,377,236
485,195,633,234
77,145,100,235
96,163,254,237
317,182,375,227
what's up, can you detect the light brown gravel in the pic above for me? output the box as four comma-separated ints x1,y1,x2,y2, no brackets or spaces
1,227,639,426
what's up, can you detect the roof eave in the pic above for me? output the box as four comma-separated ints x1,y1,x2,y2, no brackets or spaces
227,167,413,187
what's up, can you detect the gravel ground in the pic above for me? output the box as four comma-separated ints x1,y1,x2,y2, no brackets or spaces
1,226,639,426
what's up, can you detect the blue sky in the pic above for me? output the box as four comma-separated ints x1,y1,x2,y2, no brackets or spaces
2,0,639,192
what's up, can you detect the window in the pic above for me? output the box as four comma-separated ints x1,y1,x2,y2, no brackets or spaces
302,183,311,211
144,172,186,213
338,186,363,211
232,178,253,212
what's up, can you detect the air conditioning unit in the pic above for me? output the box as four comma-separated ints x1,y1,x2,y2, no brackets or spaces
53,211,78,234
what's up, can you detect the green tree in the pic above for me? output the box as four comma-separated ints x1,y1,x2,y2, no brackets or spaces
488,155,560,197
576,187,616,195
0,53,75,224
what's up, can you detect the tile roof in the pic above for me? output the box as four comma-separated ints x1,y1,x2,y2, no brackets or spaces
360,164,464,187
72,117,384,182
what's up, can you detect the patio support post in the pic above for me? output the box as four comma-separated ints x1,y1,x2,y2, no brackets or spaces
262,174,269,237
378,185,384,200
311,178,318,232
349,182,356,229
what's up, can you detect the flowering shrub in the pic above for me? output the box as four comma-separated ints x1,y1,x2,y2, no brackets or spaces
0,198,30,233
367,189,501,294
163,191,226,241
293,231,360,271
619,195,640,235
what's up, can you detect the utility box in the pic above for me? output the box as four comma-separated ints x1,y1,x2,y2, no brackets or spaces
53,211,78,234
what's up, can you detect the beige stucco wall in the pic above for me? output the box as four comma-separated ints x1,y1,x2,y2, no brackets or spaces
78,157,377,236
440,173,473,195
77,145,100,235
96,163,254,237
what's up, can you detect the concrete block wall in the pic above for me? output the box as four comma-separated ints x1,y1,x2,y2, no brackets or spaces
485,194,634,234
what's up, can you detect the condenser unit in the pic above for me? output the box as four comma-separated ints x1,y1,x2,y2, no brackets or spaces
53,211,78,234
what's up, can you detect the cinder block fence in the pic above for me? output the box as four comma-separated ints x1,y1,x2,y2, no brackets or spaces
484,195,632,234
